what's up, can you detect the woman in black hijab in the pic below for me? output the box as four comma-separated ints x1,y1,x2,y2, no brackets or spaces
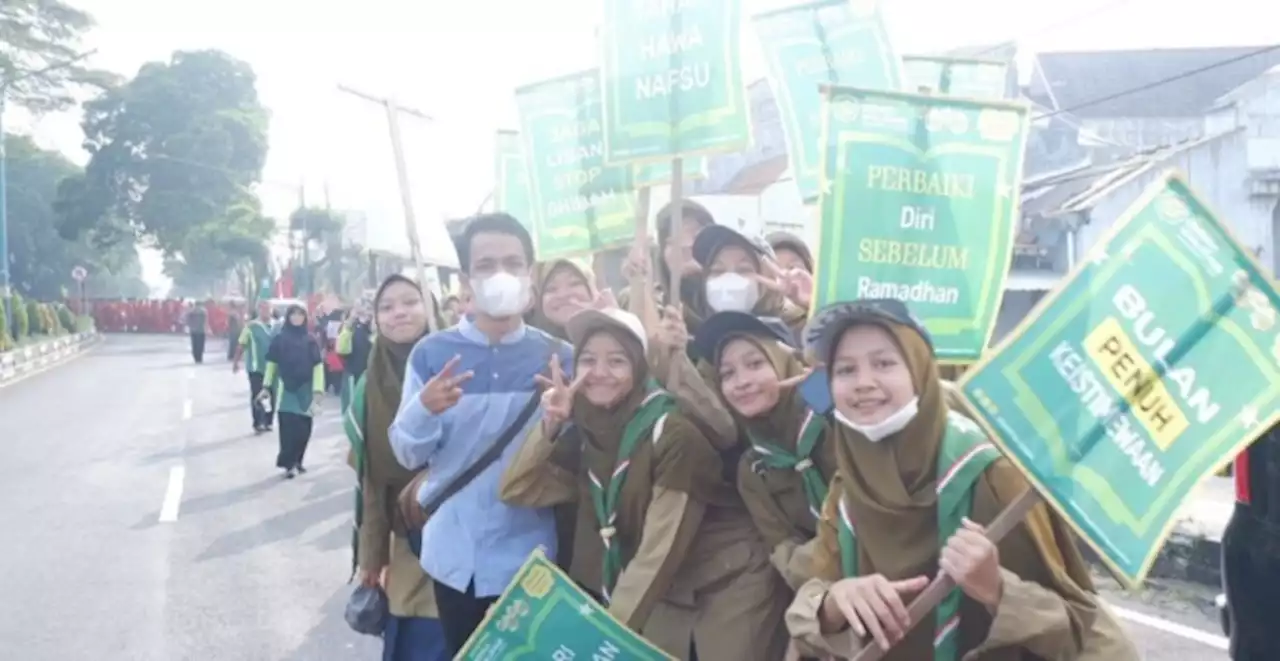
261,304,324,478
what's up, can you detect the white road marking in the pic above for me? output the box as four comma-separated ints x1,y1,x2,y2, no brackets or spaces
181,399,192,420
158,465,186,523
1109,603,1229,650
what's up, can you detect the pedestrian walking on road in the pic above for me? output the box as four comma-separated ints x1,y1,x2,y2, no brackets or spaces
261,304,324,479
233,301,277,433
186,301,209,364
345,274,448,661
225,303,244,361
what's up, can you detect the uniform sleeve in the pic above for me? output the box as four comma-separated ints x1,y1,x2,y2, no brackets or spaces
736,456,811,589
607,419,713,628
968,461,1103,659
498,420,578,508
312,363,325,392
784,474,868,658
646,343,738,450
238,326,251,345
357,474,392,571
263,361,277,387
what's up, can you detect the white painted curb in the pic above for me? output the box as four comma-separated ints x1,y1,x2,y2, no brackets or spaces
0,332,100,386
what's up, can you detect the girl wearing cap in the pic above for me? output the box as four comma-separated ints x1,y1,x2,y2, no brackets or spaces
693,224,810,337
786,300,1138,660
344,275,448,661
766,231,815,274
695,311,839,591
499,308,791,661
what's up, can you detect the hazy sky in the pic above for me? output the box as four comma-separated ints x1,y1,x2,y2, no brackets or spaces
10,0,1279,287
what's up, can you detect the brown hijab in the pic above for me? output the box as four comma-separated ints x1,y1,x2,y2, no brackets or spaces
527,259,594,341
571,325,653,447
822,318,1099,659
712,334,810,447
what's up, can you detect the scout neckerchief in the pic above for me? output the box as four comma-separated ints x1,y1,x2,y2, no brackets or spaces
836,412,1001,660
588,387,676,603
341,376,368,583
747,408,827,519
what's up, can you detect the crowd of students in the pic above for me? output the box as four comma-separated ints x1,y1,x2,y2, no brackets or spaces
296,200,1144,660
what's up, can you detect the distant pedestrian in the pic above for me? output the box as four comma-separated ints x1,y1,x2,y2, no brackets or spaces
225,303,244,361
185,301,209,364
260,304,324,479
233,302,277,433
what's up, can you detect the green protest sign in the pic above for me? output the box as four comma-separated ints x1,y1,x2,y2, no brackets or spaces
814,86,1029,361
960,172,1280,586
753,0,902,202
600,0,751,163
457,549,675,661
903,55,1009,99
495,130,537,232
634,157,709,188
515,71,638,260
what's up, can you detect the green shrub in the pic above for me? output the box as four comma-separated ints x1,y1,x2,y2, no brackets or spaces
26,301,44,335
0,308,10,352
10,294,28,339
57,305,75,334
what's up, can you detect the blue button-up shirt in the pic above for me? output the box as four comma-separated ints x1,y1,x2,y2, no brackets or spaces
389,316,573,597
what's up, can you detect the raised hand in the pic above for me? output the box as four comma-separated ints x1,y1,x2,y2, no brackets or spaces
534,353,585,435
652,305,689,353
777,368,814,390
418,354,475,414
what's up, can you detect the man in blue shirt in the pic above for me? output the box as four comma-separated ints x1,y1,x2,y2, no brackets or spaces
390,212,572,655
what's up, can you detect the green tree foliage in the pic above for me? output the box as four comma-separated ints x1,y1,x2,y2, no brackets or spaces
4,133,147,300
0,0,117,113
55,49,271,259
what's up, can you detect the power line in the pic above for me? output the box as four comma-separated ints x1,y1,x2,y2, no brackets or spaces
972,0,1139,59
1031,43,1280,121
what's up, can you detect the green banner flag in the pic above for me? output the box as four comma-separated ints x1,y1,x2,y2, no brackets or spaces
495,130,537,232
753,0,902,203
960,172,1280,587
457,549,676,660
903,55,1009,99
515,71,638,260
814,86,1029,361
600,0,751,163
634,157,710,188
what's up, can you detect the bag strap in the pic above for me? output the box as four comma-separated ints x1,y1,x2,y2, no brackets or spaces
420,387,542,519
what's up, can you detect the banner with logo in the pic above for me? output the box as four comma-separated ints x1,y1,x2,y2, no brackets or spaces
960,172,1280,586
494,130,537,232
457,549,675,660
814,86,1030,361
903,55,1009,99
753,0,902,202
600,0,751,163
515,71,638,259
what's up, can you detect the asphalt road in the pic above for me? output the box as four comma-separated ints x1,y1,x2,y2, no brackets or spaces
0,335,1234,660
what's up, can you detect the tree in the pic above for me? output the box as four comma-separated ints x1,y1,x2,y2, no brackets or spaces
4,133,146,300
55,49,270,256
0,0,117,112
164,196,276,297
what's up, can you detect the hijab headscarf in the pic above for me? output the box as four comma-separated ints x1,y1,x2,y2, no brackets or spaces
266,304,321,391
712,334,809,445
765,231,815,272
364,275,429,492
570,325,652,447
527,259,594,341
656,199,714,331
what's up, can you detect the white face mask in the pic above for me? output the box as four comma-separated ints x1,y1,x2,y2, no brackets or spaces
833,396,920,442
705,273,760,313
471,272,531,318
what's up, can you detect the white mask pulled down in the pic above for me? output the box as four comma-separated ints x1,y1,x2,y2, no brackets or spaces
471,272,531,317
705,273,760,313
833,397,920,442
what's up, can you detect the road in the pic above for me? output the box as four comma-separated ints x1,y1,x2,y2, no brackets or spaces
0,335,1234,660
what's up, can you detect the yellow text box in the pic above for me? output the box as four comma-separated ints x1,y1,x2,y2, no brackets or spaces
1085,316,1188,450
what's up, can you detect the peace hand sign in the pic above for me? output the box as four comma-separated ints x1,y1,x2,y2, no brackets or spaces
777,368,814,390
418,354,475,414
534,353,586,436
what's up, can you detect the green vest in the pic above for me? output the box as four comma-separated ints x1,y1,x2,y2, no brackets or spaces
246,321,273,374
342,376,367,582
835,412,1001,661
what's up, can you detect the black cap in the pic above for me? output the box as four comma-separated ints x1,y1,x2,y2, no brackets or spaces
803,299,933,364
655,199,714,234
691,224,775,269
694,311,797,363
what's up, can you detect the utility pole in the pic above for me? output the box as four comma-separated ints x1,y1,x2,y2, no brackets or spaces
0,49,96,333
336,84,439,330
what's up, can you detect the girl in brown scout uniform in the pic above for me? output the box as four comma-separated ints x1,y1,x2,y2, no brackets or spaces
499,308,791,661
694,310,839,591
786,299,1139,660
692,224,809,338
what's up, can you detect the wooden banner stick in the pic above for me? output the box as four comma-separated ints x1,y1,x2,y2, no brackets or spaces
850,487,1041,661
629,186,654,322
666,158,685,392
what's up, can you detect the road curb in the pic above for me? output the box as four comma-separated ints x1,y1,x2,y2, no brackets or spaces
0,332,100,387
1083,530,1222,588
